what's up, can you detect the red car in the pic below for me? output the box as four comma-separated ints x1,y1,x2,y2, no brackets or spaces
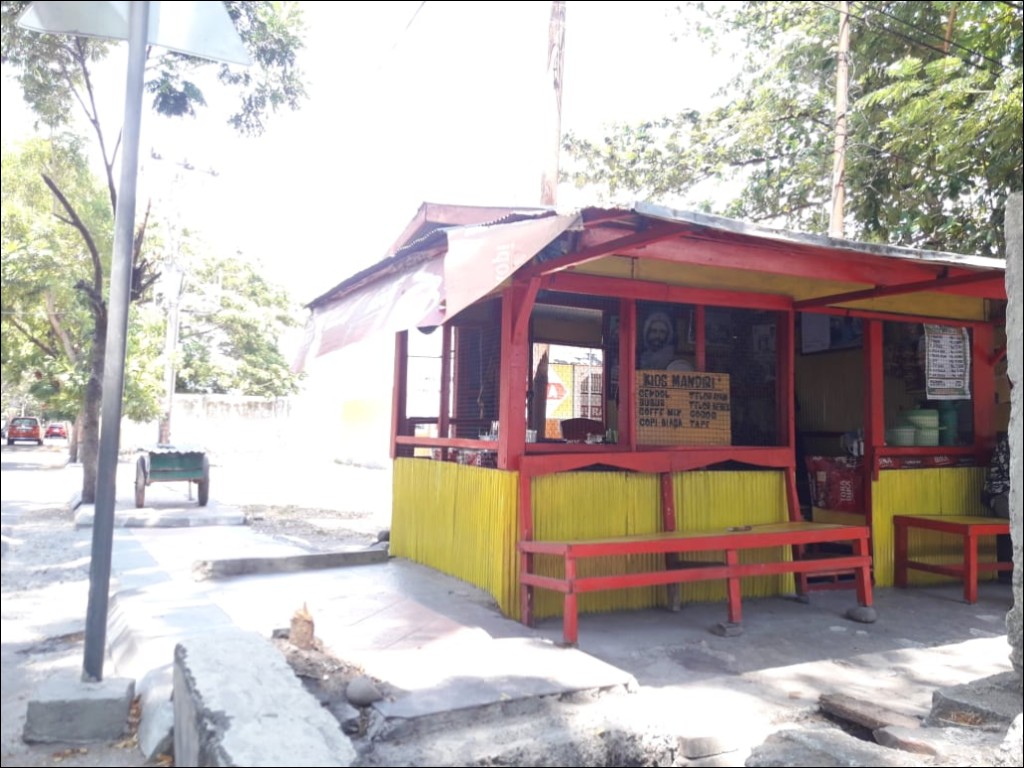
7,417,43,445
45,422,68,440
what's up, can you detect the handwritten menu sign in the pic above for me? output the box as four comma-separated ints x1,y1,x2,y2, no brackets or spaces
636,371,731,445
924,325,971,400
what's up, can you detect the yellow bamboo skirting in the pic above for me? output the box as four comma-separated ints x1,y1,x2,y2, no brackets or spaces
391,458,519,617
531,471,662,619
672,470,794,602
392,461,801,622
870,467,991,587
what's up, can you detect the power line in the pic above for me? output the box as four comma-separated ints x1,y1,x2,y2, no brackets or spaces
806,0,1005,74
850,0,1009,70
374,1,428,72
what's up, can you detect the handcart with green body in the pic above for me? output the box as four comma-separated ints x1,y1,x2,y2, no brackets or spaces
135,445,209,507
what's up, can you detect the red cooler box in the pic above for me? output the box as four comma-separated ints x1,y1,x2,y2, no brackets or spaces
806,456,864,513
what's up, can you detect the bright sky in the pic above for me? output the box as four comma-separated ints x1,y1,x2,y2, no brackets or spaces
2,1,734,307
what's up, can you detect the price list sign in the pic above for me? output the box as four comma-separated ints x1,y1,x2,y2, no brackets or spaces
636,371,731,445
924,325,971,400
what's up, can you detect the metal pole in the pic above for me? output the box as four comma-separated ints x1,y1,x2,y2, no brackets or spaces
83,0,150,683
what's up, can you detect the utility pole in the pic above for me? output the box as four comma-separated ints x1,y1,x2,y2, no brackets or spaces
158,263,184,444
146,151,217,445
540,1,566,207
829,0,850,238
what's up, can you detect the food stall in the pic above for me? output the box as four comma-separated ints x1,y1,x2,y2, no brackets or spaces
299,202,1007,631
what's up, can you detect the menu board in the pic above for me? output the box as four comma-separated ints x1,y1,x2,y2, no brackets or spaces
924,325,971,400
636,371,731,445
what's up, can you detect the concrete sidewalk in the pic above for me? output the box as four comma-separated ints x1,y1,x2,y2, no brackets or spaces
22,457,1024,765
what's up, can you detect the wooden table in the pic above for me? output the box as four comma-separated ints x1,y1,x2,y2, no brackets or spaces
518,522,873,645
893,515,1011,604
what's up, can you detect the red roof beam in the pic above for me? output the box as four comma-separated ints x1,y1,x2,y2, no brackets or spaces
529,222,689,277
544,271,793,311
632,236,981,289
794,270,1006,310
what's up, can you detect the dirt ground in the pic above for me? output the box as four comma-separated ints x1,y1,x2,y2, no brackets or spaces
243,503,387,553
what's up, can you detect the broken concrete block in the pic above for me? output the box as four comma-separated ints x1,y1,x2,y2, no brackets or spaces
173,629,356,767
819,692,921,731
23,673,135,744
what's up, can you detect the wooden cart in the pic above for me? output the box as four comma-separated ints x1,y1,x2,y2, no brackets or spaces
135,446,209,507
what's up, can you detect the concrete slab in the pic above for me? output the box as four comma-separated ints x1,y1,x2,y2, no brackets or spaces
928,671,1023,728
746,726,926,767
23,673,135,744
873,723,1006,760
75,502,245,529
136,666,174,760
368,636,636,725
173,630,356,767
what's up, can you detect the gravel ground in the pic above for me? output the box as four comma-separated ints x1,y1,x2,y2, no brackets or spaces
1,503,156,767
1,455,392,768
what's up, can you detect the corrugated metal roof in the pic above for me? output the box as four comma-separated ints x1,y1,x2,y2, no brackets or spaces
632,202,1006,272
307,201,1005,311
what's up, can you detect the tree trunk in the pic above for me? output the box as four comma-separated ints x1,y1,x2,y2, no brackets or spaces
69,411,83,464
80,319,106,504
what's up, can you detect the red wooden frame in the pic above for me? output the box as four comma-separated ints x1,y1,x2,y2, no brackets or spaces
519,522,873,645
384,231,1002,628
894,515,1011,603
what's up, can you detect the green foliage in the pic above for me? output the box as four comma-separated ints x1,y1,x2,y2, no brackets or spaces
1,0,307,137
563,0,1023,256
1,137,161,420
175,251,301,398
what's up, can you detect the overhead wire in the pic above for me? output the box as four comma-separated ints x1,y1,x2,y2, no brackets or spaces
372,1,428,73
805,0,1007,74
850,0,1011,71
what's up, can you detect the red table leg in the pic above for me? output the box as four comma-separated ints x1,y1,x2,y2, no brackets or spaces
725,549,742,624
853,535,873,606
963,532,979,604
563,555,578,645
894,520,909,589
520,552,534,627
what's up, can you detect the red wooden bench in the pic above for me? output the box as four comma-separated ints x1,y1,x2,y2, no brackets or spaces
893,514,1011,604
518,522,874,645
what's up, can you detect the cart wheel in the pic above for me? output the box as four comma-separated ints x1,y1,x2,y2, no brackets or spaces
134,456,147,508
197,455,210,507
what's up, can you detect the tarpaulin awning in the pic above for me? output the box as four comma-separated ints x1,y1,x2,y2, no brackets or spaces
293,212,579,371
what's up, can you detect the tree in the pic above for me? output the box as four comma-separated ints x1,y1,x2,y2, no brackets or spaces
563,1,1022,256
174,248,302,398
1,1,306,501
2,137,168,458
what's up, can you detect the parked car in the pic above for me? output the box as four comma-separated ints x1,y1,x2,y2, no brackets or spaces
7,416,43,445
45,422,68,440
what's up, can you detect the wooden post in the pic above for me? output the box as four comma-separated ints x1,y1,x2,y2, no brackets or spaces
774,308,800,522
540,1,566,206
863,320,885,530
620,299,637,449
519,468,534,625
438,324,452,461
829,1,850,237
972,323,996,455
390,331,408,460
